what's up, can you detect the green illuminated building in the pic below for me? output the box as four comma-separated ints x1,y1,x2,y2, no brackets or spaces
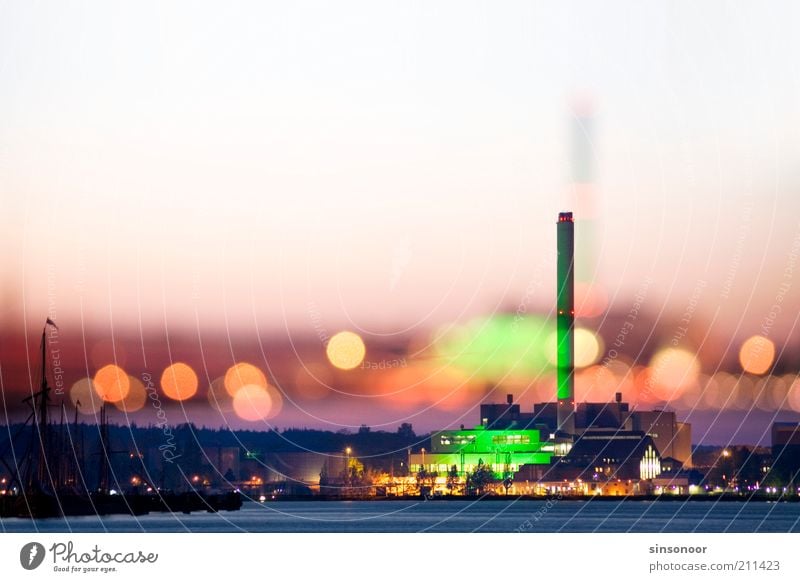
408,426,552,479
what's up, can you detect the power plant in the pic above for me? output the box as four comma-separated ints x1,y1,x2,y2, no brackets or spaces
407,211,693,496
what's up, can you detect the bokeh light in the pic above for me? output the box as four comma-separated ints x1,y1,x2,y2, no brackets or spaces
70,377,103,415
263,384,284,418
293,364,331,401
739,335,775,375
545,327,602,369
93,364,130,403
433,314,551,382
374,364,439,410
113,375,147,412
645,348,700,401
160,362,198,401
374,362,480,412
754,376,787,411
232,384,273,421
208,376,234,413
326,331,366,370
788,377,800,412
730,375,755,410
701,372,730,410
576,359,632,402
224,362,267,397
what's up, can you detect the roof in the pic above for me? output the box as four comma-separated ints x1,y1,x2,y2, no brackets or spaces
564,432,660,464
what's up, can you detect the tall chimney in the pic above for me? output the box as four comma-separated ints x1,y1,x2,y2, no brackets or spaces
556,212,575,435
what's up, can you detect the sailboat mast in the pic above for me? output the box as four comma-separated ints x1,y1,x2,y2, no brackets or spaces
35,326,51,488
98,404,110,493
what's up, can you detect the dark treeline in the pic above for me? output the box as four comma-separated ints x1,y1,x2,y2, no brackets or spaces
0,422,430,492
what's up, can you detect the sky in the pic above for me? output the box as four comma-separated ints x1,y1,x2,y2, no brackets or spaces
2,1,799,334
1,2,800,442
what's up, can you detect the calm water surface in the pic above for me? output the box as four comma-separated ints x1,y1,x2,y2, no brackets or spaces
2,500,799,533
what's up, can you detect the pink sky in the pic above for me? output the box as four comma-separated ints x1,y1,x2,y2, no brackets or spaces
2,2,800,445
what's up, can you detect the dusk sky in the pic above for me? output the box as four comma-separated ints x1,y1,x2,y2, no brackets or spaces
2,2,800,442
2,1,799,333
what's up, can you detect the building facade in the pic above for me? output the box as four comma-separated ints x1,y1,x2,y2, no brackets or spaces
408,426,552,478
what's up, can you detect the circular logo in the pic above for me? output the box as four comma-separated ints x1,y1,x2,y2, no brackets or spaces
19,542,46,570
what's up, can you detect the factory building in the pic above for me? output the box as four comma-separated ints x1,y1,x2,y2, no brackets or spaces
509,431,662,496
408,426,552,478
410,212,692,495
263,451,347,485
770,422,800,486
480,393,693,469
553,432,661,481
631,410,692,467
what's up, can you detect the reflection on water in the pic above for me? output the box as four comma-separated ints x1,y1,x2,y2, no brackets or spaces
2,500,799,533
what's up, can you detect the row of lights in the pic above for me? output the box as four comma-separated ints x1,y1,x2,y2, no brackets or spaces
67,328,784,418
68,331,368,421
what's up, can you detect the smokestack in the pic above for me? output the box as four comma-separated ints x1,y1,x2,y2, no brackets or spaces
557,212,575,435
507,394,513,405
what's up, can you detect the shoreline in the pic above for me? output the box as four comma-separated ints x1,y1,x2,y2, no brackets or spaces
253,494,800,503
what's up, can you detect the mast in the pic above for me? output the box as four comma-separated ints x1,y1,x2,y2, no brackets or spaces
33,325,51,490
59,401,66,489
98,404,110,493
73,401,81,490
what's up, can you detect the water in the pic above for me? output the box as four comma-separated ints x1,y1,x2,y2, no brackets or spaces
2,500,799,533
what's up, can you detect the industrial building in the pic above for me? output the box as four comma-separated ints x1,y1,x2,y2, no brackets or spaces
409,212,694,495
631,410,692,467
770,422,800,486
480,394,692,469
407,426,552,477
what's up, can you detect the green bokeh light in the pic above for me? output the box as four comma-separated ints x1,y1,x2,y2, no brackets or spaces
432,314,554,382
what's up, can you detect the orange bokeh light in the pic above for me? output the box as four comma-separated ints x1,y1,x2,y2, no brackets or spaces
160,362,199,401
208,376,234,413
93,364,130,403
263,384,284,418
293,364,331,401
788,378,800,412
224,362,267,397
739,335,775,375
114,375,148,412
577,362,630,402
70,377,103,415
232,384,273,422
645,348,700,402
373,362,479,411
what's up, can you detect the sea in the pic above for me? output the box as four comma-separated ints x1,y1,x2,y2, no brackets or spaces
2,499,800,533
